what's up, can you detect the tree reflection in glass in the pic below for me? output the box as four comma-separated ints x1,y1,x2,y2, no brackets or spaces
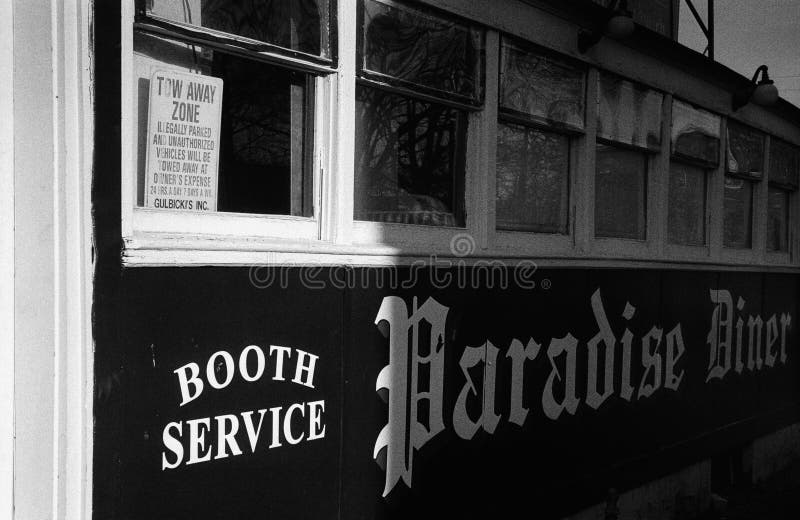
361,0,483,102
496,123,569,233
595,144,647,240
667,162,706,246
499,40,584,130
767,188,789,252
723,177,753,249
727,121,764,177
769,139,800,188
354,86,466,227
144,0,330,57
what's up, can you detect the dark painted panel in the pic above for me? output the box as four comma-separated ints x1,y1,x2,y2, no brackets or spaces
94,266,800,520
95,268,343,520
340,267,800,519
760,274,800,415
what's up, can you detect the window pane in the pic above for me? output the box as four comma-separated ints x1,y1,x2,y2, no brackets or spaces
354,85,466,227
630,0,673,37
496,123,569,233
590,0,673,37
499,39,584,130
134,32,313,216
142,0,331,58
769,139,800,189
595,144,647,240
767,187,790,252
723,177,753,248
360,0,483,102
671,100,720,166
667,163,706,246
726,120,764,178
597,73,663,150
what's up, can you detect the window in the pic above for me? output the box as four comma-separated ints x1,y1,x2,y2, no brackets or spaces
672,100,720,166
724,177,753,249
143,0,333,61
589,0,673,37
354,0,484,227
354,87,467,226
767,138,799,252
131,0,334,224
668,101,719,246
668,163,706,245
723,120,763,249
595,73,662,240
496,39,584,233
595,144,647,239
767,187,790,252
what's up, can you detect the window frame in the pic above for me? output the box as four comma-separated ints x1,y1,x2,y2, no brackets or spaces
492,36,585,253
121,0,338,250
720,118,764,263
765,136,798,262
134,0,340,69
355,0,486,109
666,159,709,248
588,70,665,260
349,0,488,252
663,98,721,256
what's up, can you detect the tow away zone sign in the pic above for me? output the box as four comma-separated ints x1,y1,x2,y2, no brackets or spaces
144,69,223,212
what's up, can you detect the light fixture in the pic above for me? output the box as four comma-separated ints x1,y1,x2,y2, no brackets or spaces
732,65,780,111
578,0,635,53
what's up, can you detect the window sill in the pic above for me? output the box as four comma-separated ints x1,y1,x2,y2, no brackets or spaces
664,243,713,262
131,207,319,240
494,230,573,255
121,230,800,272
766,250,792,265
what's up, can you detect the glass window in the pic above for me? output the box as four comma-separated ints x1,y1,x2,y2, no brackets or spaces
597,73,663,151
589,0,673,37
496,124,569,233
495,39,581,235
134,31,314,216
355,1,484,228
767,187,790,252
667,162,706,246
769,139,800,189
727,121,764,178
139,0,333,59
766,139,798,253
671,100,720,166
723,177,753,249
595,144,647,240
354,86,467,227
360,0,484,103
499,39,584,130
630,0,673,37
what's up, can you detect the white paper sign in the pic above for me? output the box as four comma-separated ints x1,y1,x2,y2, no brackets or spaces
145,70,223,211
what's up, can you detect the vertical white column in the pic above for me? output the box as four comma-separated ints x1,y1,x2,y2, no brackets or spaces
576,68,599,253
0,0,16,518
56,1,94,519
476,30,500,250
10,1,93,519
328,0,357,244
708,117,725,259
13,0,57,517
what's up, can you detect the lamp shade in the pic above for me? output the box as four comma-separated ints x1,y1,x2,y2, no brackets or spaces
752,82,779,106
606,14,635,39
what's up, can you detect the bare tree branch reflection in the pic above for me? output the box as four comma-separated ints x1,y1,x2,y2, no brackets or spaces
355,87,465,226
362,1,481,100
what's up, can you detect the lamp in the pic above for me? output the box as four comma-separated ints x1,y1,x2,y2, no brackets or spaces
578,0,635,53
732,65,779,111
